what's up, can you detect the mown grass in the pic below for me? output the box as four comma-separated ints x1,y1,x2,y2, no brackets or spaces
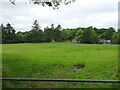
2,42,119,88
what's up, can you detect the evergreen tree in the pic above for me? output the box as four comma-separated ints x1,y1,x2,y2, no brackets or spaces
54,24,62,42
51,24,55,42
44,24,62,42
0,24,4,44
2,23,16,44
28,20,44,43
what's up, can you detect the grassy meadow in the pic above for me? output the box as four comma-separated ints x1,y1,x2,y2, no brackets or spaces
2,42,119,88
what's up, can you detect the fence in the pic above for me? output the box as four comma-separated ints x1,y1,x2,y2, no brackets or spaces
1,78,120,83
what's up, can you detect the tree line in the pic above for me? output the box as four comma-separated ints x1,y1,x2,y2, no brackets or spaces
0,20,120,44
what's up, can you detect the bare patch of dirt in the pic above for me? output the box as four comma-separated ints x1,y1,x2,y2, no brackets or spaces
73,64,85,72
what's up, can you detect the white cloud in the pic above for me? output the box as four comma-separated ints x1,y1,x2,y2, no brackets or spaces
0,0,119,31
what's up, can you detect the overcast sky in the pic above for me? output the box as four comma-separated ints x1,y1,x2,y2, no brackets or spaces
0,0,119,32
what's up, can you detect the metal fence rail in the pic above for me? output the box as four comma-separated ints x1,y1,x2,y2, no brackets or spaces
1,78,120,83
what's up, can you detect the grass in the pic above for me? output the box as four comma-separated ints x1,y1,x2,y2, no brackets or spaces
2,42,119,88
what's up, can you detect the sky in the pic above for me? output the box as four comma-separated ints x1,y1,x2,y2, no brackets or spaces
0,0,119,32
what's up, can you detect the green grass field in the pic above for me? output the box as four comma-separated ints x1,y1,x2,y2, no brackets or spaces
2,42,119,88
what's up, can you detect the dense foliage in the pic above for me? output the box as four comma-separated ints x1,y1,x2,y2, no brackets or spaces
0,20,119,44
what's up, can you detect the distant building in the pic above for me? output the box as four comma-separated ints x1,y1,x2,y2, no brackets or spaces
99,39,111,44
71,37,80,43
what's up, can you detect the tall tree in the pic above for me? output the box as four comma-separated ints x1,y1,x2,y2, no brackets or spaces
44,26,53,42
54,24,62,42
75,28,83,43
44,24,62,42
101,27,115,40
118,29,120,44
2,23,16,44
0,24,4,44
112,32,118,44
50,24,55,42
82,26,98,44
28,20,44,43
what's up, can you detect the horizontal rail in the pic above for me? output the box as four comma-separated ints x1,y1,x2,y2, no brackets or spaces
1,78,120,83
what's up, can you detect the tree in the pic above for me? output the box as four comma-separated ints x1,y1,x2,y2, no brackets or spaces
61,29,69,41
112,32,118,44
75,28,83,43
94,28,107,36
118,29,120,44
54,24,62,42
16,31,27,43
50,24,55,42
28,20,44,43
69,29,78,39
2,23,16,44
62,29,78,40
1,23,7,44
44,24,62,42
82,26,98,44
9,0,76,9
0,24,4,44
44,26,53,42
101,27,115,40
